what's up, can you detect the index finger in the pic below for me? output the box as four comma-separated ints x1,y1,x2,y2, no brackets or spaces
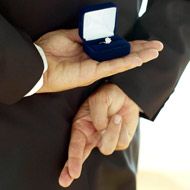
59,161,74,187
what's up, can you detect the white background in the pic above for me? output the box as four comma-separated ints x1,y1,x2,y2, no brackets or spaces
138,1,190,189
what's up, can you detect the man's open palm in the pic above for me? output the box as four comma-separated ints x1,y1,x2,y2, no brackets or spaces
35,29,163,93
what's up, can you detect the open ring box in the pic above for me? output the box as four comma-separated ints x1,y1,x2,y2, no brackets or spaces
79,2,131,62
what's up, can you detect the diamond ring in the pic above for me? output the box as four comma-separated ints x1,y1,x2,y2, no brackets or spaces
99,37,112,44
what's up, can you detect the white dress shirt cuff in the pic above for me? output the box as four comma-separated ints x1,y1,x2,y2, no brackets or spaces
24,44,48,97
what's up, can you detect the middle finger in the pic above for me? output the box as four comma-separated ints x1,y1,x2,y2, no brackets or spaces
98,115,122,155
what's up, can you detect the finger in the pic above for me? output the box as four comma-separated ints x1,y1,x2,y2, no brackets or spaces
116,108,139,150
116,118,138,151
129,40,147,44
59,132,100,188
98,114,122,155
88,93,109,131
59,161,74,188
68,127,86,179
132,48,159,63
116,120,130,150
83,132,101,161
130,40,164,53
95,48,159,79
79,47,160,88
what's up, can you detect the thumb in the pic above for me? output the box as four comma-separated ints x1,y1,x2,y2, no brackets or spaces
66,29,83,43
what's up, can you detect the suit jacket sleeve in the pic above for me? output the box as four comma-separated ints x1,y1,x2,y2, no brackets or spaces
108,0,190,120
0,13,44,104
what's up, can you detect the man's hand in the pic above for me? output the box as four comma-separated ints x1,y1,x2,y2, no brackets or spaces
58,84,142,187
35,29,163,93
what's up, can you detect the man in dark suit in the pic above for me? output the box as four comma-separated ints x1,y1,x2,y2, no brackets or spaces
0,1,189,190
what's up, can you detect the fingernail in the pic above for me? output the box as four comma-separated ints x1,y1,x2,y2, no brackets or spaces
114,115,122,125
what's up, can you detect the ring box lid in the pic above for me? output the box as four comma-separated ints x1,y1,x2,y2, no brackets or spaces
79,3,117,41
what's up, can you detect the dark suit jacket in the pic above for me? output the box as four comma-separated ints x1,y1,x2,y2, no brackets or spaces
0,0,189,190
0,0,190,120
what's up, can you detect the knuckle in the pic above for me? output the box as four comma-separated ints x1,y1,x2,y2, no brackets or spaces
98,91,110,105
104,93,111,105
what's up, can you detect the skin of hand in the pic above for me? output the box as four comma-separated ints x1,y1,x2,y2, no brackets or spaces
35,29,163,93
58,84,160,188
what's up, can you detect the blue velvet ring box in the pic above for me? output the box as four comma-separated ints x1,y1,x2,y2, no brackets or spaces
79,2,131,62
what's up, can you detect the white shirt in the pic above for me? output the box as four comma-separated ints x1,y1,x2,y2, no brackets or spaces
24,44,48,97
